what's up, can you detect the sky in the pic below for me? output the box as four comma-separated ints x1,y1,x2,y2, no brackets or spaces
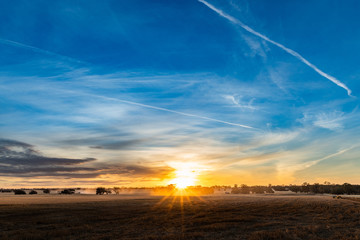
1,0,360,187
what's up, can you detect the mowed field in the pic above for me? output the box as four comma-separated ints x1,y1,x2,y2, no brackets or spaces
1,194,360,240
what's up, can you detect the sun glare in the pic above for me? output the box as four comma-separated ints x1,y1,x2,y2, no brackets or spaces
168,162,199,189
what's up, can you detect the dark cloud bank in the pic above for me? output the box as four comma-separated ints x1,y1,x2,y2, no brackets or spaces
0,139,170,180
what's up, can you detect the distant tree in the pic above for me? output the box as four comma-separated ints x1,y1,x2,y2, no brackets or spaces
310,183,320,194
289,185,301,193
272,185,287,191
331,185,345,195
343,183,354,195
301,182,310,193
14,189,26,195
43,189,50,194
322,184,332,194
0,189,12,193
240,184,251,194
211,183,360,195
251,186,267,194
60,189,75,194
29,190,37,195
231,185,239,194
96,187,106,195
231,184,250,194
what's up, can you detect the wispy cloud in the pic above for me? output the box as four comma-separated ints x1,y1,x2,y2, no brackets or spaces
0,37,87,65
254,130,300,147
241,34,269,59
224,95,257,110
300,110,345,131
313,111,345,131
198,0,352,96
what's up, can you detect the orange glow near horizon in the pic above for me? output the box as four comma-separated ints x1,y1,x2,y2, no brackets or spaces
168,162,201,189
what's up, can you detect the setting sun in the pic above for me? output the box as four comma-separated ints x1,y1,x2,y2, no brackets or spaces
168,162,200,189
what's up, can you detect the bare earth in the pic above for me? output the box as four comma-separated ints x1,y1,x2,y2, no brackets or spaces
1,194,360,240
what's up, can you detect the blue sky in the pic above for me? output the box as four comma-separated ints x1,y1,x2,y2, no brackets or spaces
1,0,360,187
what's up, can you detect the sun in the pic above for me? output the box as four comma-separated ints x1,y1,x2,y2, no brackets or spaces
171,174,195,189
168,162,199,189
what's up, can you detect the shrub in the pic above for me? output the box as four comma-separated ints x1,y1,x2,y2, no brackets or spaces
96,187,112,195
29,190,38,195
60,189,75,194
14,189,26,195
0,189,12,193
43,189,50,194
96,187,106,195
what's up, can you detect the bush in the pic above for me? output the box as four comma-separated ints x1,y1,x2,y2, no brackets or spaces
96,187,112,195
43,189,50,194
0,189,12,193
29,190,38,195
232,184,250,194
14,189,26,195
60,189,75,194
96,187,106,195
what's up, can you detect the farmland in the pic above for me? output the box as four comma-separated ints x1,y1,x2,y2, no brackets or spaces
1,194,360,239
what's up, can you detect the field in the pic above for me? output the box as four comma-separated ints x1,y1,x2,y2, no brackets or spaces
1,194,360,240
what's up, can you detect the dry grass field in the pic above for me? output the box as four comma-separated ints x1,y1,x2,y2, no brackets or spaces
1,194,360,240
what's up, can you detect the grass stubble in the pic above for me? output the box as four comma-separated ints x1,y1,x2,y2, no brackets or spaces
0,194,360,240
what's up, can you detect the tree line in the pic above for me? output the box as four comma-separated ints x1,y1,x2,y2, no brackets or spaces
230,182,360,195
3,182,360,195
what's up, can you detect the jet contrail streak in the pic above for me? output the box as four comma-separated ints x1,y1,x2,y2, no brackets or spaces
101,95,256,129
198,0,352,96
63,89,256,129
0,38,87,65
303,146,355,168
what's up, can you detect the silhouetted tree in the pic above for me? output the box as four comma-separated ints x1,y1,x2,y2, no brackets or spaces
60,189,75,194
14,189,26,195
96,187,106,195
331,185,344,194
231,184,250,194
29,190,37,195
343,183,354,194
301,182,310,193
310,183,320,193
289,185,301,193
0,189,12,193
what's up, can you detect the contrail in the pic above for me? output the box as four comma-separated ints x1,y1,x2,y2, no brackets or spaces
303,146,355,169
98,94,256,129
0,38,87,65
116,99,254,129
62,89,256,129
198,0,352,96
